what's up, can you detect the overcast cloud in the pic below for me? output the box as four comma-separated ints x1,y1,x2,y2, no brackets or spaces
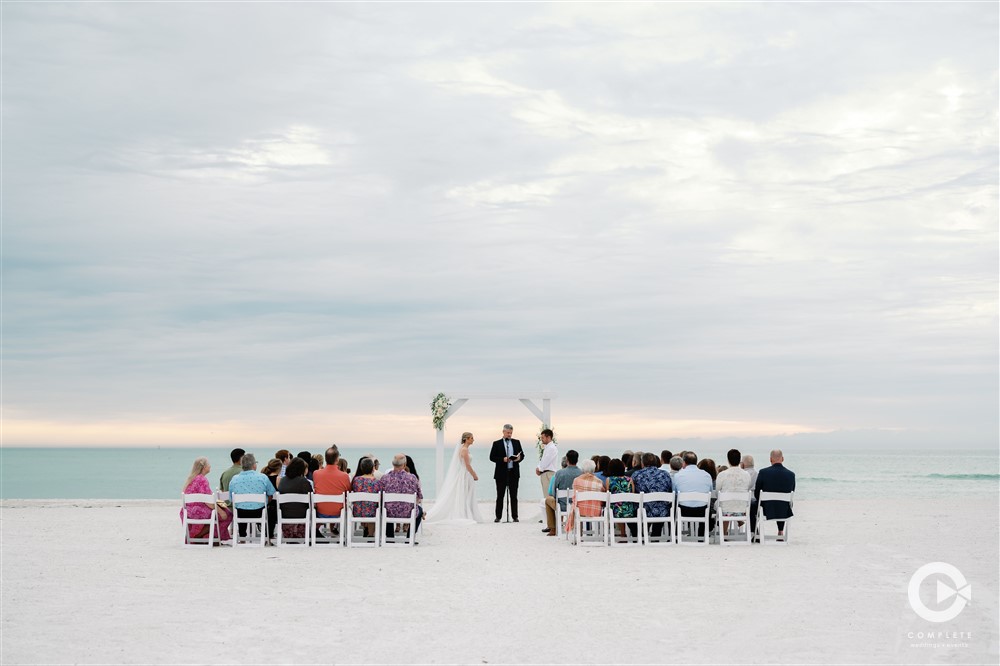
3,3,997,447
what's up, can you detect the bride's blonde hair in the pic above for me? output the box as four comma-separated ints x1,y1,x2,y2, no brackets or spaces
461,432,473,444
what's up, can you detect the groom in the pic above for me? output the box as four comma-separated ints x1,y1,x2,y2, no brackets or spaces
489,424,524,523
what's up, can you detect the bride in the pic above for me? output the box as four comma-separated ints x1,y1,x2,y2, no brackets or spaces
427,432,484,524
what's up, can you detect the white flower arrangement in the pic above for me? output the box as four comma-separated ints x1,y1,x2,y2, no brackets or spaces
431,392,451,431
535,422,556,458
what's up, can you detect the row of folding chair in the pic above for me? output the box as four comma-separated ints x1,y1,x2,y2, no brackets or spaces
180,491,420,548
555,489,793,546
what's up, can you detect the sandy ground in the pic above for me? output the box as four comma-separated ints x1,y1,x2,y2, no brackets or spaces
1,497,997,665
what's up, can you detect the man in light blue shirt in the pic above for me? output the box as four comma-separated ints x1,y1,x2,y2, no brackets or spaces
672,451,714,537
228,453,276,539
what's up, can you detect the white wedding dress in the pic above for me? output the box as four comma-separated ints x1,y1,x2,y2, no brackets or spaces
427,444,484,524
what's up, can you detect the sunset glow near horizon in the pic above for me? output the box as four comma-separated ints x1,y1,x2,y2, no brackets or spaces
4,4,997,450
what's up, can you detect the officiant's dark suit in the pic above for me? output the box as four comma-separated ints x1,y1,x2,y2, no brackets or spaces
489,426,524,522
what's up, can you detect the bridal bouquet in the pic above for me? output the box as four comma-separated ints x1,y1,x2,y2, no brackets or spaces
535,422,556,458
431,392,451,431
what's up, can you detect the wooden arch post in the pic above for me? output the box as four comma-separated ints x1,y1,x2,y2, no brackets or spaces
434,392,554,495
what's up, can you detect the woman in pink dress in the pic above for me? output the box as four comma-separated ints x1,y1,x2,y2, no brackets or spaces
180,457,232,541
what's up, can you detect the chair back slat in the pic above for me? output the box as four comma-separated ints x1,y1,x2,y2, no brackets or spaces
276,493,311,505
231,493,267,504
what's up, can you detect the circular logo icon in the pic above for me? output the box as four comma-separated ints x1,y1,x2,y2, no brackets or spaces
908,562,972,623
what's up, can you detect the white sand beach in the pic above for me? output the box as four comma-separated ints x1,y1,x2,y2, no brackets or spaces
1,497,997,665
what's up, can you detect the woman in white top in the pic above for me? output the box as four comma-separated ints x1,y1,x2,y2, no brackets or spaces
427,432,484,524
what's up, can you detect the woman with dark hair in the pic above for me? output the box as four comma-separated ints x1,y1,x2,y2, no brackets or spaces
594,455,611,487
698,458,718,487
306,457,320,482
405,455,419,479
356,457,371,480
350,457,381,537
277,457,311,541
607,458,638,538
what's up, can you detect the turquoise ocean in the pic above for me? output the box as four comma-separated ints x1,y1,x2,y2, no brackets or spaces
1,446,997,501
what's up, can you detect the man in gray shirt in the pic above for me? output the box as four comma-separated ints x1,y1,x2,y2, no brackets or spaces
543,449,581,535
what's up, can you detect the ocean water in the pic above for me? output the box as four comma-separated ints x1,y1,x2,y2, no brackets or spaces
1,446,997,502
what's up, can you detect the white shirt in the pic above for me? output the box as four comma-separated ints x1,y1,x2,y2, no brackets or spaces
537,442,559,473
716,466,751,512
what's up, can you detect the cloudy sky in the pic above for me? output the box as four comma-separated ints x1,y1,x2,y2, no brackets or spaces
3,3,997,448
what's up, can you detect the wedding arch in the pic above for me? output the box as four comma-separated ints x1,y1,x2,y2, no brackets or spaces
431,392,555,494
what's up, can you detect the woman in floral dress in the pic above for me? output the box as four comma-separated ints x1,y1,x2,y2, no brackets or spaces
180,457,231,542
606,458,638,539
351,458,382,537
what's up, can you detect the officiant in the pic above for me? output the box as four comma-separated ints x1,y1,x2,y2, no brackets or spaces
489,424,524,523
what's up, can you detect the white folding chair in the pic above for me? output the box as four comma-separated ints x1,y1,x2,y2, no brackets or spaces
214,491,233,545
181,493,218,548
640,492,676,545
382,493,418,547
755,491,794,545
231,493,268,547
572,491,608,546
346,491,381,548
676,492,712,545
275,492,311,547
310,493,346,547
716,491,752,545
555,488,572,538
608,492,643,546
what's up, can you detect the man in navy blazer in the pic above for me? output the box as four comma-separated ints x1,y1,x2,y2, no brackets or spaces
752,449,795,536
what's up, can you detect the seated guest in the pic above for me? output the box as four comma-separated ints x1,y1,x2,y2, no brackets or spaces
355,456,371,481
306,457,319,482
380,454,423,540
276,458,311,541
594,455,611,486
716,449,752,534
659,450,673,472
565,460,606,533
295,451,313,481
260,458,282,540
262,458,281,489
606,458,638,538
752,449,796,537
337,458,350,475
405,455,419,479
313,446,352,536
673,451,714,537
350,457,381,537
366,453,385,480
741,454,758,490
274,449,292,478
228,453,277,541
543,449,582,535
698,458,718,487
219,447,245,507
624,451,640,477
631,452,672,538
180,457,232,542
668,455,683,479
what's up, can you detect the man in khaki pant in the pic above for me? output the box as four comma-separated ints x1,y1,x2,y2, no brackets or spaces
535,429,559,524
